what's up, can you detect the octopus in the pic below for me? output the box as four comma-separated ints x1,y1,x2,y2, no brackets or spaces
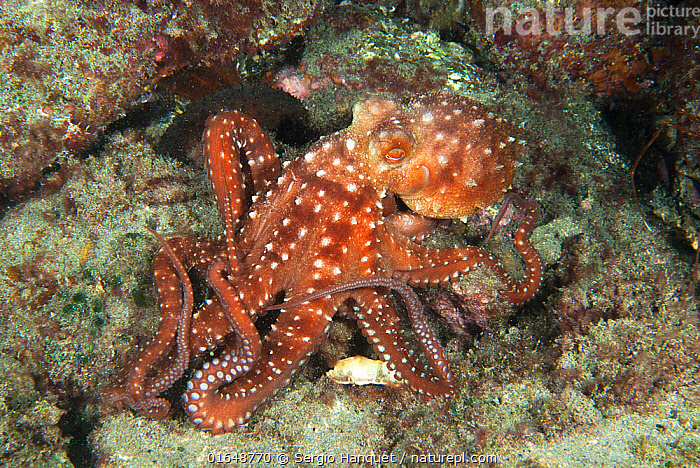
106,93,543,434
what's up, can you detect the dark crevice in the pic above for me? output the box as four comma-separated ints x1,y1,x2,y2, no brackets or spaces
58,401,97,468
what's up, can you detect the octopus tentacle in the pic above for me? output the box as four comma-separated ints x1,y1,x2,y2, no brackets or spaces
183,258,262,433
502,195,542,302
351,289,454,396
105,234,200,417
264,276,418,311
140,228,195,399
189,295,233,353
206,258,261,358
267,277,454,394
486,192,527,243
392,198,542,303
184,297,334,433
183,338,257,433
203,111,280,272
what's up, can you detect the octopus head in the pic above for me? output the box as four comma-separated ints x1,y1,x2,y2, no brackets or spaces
349,94,522,218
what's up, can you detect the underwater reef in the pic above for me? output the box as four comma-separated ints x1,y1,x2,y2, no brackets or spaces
0,0,699,467
0,0,325,204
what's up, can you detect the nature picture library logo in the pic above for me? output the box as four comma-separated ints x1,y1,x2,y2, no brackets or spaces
484,1,700,38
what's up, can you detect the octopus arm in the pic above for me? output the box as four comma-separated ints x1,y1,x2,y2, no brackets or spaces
207,258,261,359
269,276,454,394
183,295,334,433
106,236,221,417
203,112,281,272
392,200,542,303
237,170,301,258
350,289,454,396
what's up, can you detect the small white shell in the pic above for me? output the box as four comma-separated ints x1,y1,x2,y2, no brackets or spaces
326,356,400,387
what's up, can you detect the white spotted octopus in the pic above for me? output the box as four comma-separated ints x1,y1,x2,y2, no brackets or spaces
105,93,543,434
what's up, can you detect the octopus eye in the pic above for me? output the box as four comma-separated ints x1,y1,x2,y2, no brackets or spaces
370,127,415,165
385,148,406,162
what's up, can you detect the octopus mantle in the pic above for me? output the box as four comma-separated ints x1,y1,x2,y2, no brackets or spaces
106,93,543,434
